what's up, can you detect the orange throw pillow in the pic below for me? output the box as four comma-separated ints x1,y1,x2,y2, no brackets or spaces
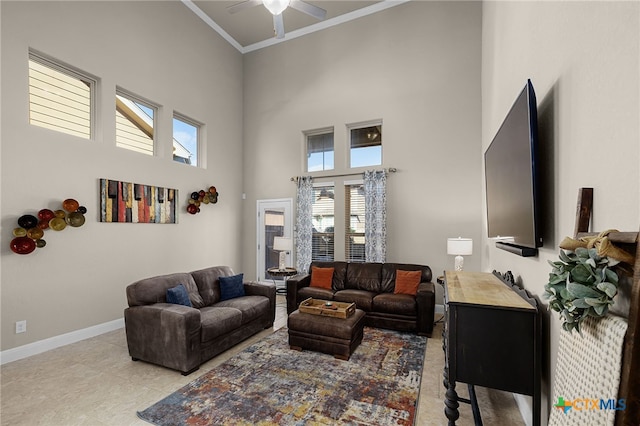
310,266,334,289
394,270,422,295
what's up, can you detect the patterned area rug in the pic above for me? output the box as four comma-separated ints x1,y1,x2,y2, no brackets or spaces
138,326,427,425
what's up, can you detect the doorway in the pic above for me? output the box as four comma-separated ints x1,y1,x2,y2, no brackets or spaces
256,199,293,287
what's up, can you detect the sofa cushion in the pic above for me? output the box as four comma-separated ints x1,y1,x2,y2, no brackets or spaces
394,270,422,295
166,284,192,307
191,266,235,306
310,266,334,289
310,261,348,290
381,263,432,293
200,306,243,341
126,272,205,308
373,293,417,316
298,286,334,304
346,263,382,292
219,273,245,301
214,295,270,324
334,289,376,312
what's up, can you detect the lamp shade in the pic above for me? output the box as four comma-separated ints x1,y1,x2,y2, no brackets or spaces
263,0,289,15
273,236,292,251
447,237,473,256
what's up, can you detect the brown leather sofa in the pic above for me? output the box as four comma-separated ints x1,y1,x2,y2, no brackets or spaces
286,262,436,336
125,266,275,375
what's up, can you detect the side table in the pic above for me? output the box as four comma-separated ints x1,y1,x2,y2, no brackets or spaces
267,267,297,294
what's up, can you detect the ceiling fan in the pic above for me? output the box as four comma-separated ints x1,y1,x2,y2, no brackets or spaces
227,0,327,39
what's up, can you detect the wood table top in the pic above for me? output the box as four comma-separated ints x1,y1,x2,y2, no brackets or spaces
445,271,535,311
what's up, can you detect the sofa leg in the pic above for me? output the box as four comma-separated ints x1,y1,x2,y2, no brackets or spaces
181,366,200,376
131,357,140,361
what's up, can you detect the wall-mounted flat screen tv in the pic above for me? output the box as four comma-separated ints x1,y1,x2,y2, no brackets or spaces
484,79,541,257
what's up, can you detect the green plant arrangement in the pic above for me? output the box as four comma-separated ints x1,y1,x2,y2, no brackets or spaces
544,247,620,333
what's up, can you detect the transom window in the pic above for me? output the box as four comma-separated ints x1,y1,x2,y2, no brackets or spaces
173,113,200,166
350,123,382,168
306,129,334,172
115,89,156,156
28,51,94,139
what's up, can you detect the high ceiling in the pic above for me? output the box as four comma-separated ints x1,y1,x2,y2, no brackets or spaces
182,1,407,53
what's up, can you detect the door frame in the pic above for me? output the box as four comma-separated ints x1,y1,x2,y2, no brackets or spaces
256,198,293,282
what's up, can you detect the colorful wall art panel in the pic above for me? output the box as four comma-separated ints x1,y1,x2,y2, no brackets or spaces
100,179,177,224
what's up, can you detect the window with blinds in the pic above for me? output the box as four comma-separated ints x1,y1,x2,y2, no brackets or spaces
345,183,366,262
28,52,94,139
312,185,334,261
116,90,156,156
306,130,334,172
350,123,382,168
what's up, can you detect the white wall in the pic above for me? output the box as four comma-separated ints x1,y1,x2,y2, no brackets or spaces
1,1,244,351
482,2,640,424
241,0,483,304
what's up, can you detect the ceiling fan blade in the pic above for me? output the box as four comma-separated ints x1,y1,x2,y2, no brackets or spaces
273,13,285,39
227,0,262,14
289,0,326,20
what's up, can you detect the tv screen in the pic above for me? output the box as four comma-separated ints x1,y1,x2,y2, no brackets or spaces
484,79,541,256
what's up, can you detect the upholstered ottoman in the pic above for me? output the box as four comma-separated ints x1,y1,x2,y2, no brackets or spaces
288,308,366,360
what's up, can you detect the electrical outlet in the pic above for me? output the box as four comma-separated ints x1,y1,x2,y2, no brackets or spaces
16,320,27,334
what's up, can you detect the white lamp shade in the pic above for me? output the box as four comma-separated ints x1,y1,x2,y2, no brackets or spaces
263,0,289,15
447,237,473,256
273,236,292,251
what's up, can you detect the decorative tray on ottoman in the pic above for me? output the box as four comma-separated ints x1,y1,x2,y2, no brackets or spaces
299,298,355,319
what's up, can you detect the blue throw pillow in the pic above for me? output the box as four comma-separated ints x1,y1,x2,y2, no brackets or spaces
166,284,192,307
219,273,245,301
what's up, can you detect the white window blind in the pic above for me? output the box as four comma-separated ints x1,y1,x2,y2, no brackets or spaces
345,183,366,262
311,185,334,261
28,53,93,139
306,130,334,172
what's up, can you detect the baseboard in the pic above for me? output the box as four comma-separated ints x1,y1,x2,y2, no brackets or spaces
513,393,533,426
0,318,125,365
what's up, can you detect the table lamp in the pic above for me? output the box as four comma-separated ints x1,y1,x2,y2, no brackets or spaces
273,236,292,271
447,237,473,271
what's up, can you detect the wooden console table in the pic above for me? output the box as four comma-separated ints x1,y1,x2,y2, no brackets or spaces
443,271,541,426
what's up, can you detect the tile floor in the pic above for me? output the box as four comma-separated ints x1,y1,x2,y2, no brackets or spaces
1,297,524,425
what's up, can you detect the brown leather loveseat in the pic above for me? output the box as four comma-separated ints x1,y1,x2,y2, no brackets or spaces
286,261,435,336
125,266,275,375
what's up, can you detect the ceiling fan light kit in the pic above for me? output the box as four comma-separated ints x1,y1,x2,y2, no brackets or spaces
228,0,327,40
263,0,290,15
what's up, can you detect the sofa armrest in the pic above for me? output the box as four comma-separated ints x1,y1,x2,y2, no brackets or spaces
244,281,276,324
416,281,436,337
124,303,201,374
286,273,310,314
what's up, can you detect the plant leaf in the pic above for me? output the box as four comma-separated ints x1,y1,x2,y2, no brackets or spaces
572,298,590,308
593,303,607,316
604,268,619,284
585,297,606,306
597,281,618,298
571,264,592,283
567,281,601,299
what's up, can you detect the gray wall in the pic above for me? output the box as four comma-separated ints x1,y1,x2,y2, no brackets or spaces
482,2,640,423
241,1,484,305
1,1,244,351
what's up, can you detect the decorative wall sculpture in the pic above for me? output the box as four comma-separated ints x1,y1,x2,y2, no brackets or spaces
10,199,87,255
100,178,177,223
187,186,219,215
